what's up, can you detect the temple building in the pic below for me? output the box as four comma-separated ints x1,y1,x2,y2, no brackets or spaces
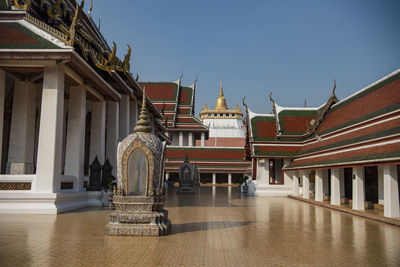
141,80,251,184
245,70,400,218
0,0,168,214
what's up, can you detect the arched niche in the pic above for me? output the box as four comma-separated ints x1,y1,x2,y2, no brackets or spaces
122,138,154,196
127,148,148,196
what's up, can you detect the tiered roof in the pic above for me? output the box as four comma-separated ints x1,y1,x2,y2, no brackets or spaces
139,79,208,132
246,70,400,170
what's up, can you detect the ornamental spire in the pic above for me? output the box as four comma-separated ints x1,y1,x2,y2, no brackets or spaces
215,81,228,110
134,87,151,133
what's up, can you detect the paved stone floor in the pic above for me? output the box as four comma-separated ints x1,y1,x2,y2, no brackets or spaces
0,186,399,266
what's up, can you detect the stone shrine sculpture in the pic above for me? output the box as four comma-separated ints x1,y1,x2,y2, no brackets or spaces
105,88,171,236
177,154,199,194
88,156,102,191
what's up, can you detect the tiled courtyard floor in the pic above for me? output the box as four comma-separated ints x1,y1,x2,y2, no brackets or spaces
1,186,399,266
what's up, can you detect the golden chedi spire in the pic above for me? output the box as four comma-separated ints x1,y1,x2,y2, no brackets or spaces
134,87,151,133
215,81,228,110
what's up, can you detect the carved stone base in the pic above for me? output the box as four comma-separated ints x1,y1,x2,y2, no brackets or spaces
104,195,171,236
105,211,171,236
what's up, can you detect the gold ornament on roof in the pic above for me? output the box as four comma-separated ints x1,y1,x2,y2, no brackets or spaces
215,81,228,110
8,0,31,10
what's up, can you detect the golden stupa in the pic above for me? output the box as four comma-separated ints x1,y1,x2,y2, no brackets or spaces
215,81,228,110
199,81,243,120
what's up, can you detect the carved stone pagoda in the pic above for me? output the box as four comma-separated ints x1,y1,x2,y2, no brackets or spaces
177,154,200,194
105,88,171,236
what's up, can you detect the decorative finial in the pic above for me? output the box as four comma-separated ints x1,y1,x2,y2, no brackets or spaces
88,0,93,14
68,1,80,46
98,18,101,30
219,81,224,97
136,74,139,81
242,96,248,109
184,154,190,163
123,44,131,73
134,87,151,133
178,71,183,80
269,92,275,105
332,78,336,96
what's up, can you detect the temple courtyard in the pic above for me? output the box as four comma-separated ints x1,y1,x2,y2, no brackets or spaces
0,187,399,266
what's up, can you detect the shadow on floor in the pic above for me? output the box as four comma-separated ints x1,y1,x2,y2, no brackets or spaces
171,220,255,235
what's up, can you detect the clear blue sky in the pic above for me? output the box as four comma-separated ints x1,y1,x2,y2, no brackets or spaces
91,0,400,114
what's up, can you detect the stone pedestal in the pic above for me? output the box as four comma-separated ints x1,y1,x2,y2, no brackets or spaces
105,195,171,236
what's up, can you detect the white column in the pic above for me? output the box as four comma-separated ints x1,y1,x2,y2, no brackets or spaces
106,101,119,177
302,171,309,199
293,172,299,196
228,173,232,185
201,132,205,147
352,166,365,211
378,166,384,204
64,86,86,191
331,168,341,206
119,94,129,141
212,173,216,185
339,168,345,198
315,169,323,202
188,132,193,147
179,131,183,147
89,100,106,165
0,70,5,169
383,165,400,218
165,172,170,181
129,98,138,133
7,80,37,174
36,64,65,193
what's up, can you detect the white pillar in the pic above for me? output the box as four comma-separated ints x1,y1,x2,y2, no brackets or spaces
228,173,232,185
179,131,183,147
119,94,129,141
352,166,365,211
201,132,205,147
0,70,5,169
212,173,216,185
315,169,323,202
383,165,400,218
129,98,138,133
378,166,384,204
7,80,37,174
302,171,309,199
331,168,341,206
188,132,193,147
64,85,86,191
165,172,170,181
36,64,65,193
89,100,106,165
293,172,299,196
106,101,119,177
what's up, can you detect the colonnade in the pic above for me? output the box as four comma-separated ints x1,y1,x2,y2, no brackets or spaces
0,64,144,193
291,165,400,218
